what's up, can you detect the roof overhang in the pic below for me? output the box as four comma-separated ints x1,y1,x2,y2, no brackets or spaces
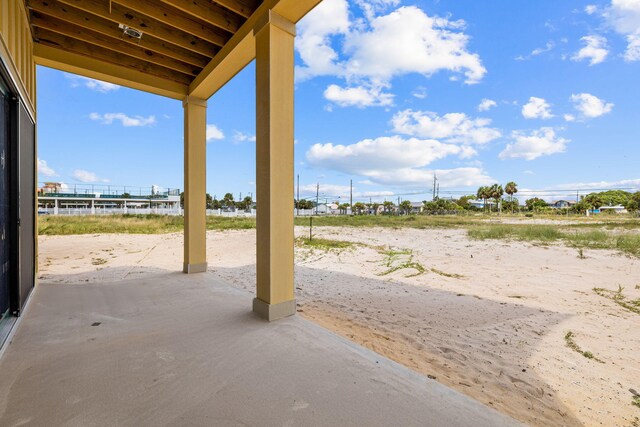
29,0,322,100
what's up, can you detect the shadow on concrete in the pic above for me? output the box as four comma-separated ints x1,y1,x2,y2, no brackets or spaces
0,268,523,427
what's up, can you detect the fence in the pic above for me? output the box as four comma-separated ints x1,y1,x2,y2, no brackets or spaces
38,207,183,216
206,209,256,217
38,208,255,217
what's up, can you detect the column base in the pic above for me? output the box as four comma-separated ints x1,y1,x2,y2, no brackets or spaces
253,298,296,321
183,262,207,274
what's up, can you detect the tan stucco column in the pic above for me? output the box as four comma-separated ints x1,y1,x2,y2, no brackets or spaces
183,96,207,274
252,11,296,321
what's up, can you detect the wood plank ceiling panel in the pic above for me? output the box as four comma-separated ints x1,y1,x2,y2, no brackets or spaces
28,0,210,68
26,0,263,88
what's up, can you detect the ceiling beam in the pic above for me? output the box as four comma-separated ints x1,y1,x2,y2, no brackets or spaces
189,0,323,99
159,0,244,34
112,0,231,46
210,0,261,19
34,28,194,85
30,14,200,76
33,44,188,100
271,0,323,23
56,0,220,56
27,0,211,69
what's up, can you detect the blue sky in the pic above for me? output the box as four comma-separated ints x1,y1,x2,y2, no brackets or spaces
36,0,640,202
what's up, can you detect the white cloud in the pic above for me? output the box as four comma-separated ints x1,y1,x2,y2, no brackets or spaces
572,35,609,65
296,2,486,107
295,0,350,82
532,41,555,56
521,97,554,119
89,112,156,127
499,128,569,160
391,109,501,145
592,0,640,61
353,0,400,21
519,178,640,201
72,169,108,183
307,136,464,173
300,183,350,198
206,124,225,141
299,182,397,199
560,177,640,190
477,99,497,112
305,136,493,188
324,83,394,107
564,114,576,122
570,93,614,118
343,7,486,84
523,170,535,175
233,131,255,143
362,167,493,188
37,158,57,177
65,74,120,93
361,190,395,197
624,33,640,61
303,168,492,190
57,182,71,193
515,41,556,61
605,0,640,32
585,5,598,15
411,86,428,99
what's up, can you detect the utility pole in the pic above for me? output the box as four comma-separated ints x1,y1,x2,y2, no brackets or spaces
432,174,438,201
436,182,440,199
350,179,353,215
296,174,300,216
315,182,319,216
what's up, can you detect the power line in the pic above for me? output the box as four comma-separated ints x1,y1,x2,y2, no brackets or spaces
297,186,640,202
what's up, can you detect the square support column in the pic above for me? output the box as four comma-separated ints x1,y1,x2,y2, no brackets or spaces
253,11,296,321
183,96,208,274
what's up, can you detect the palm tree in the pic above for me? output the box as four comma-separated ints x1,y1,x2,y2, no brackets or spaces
505,181,518,213
477,186,490,213
490,184,504,213
584,194,603,210
382,201,394,214
399,200,412,215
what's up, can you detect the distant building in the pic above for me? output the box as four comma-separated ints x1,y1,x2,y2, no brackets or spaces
599,205,627,214
315,203,339,215
410,202,424,214
468,200,495,209
39,182,63,194
37,184,181,214
550,200,576,209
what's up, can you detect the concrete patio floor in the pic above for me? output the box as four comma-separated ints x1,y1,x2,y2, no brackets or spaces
0,272,521,426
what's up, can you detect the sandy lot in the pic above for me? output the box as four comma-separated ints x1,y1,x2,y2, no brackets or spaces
37,226,640,426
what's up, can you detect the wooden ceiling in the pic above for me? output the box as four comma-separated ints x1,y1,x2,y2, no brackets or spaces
26,0,263,86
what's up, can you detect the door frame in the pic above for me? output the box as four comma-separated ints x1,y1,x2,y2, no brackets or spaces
0,58,23,347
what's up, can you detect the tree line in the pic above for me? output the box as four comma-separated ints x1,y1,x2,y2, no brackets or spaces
182,185,640,215
180,192,254,210
295,182,640,215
